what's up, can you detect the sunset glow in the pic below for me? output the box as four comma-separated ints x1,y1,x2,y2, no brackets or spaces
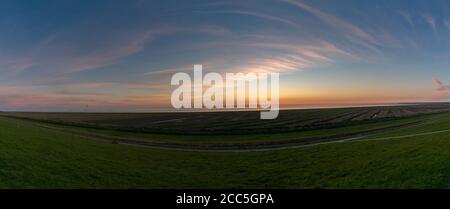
1,0,449,111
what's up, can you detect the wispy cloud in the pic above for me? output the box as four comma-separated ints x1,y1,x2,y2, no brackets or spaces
144,39,353,78
198,10,301,29
444,20,450,31
239,55,314,74
433,79,450,91
422,14,437,33
144,66,192,76
249,41,355,59
22,27,173,75
1,24,231,78
399,11,414,26
284,0,380,48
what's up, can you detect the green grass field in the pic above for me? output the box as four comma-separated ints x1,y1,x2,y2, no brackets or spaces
2,105,450,188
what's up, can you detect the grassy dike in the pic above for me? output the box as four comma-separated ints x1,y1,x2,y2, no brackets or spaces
1,113,450,188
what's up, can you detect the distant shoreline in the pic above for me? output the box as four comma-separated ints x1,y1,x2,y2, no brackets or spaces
3,102,448,113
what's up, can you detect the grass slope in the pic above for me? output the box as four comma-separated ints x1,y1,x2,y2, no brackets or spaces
0,113,450,188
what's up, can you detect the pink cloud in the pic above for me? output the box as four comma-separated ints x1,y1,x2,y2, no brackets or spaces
433,79,450,91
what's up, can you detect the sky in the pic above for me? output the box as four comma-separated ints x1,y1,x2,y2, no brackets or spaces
1,0,450,111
